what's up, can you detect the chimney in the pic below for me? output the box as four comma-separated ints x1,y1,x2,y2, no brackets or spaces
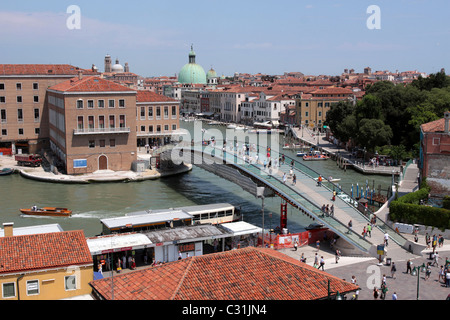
444,111,450,133
3,222,14,237
78,70,83,81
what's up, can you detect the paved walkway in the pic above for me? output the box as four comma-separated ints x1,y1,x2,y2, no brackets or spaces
0,151,192,183
280,233,450,300
290,127,402,175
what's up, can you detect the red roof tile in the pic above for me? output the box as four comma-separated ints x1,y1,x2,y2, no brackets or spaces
136,90,178,103
0,230,92,274
421,114,450,133
0,64,99,76
90,247,358,300
48,76,135,93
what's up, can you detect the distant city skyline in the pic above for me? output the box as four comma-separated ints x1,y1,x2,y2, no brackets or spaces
0,0,449,77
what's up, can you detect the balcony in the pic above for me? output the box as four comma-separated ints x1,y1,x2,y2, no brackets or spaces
73,127,130,135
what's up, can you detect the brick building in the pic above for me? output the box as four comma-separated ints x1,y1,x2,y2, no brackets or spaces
47,74,137,174
419,111,450,198
0,64,99,154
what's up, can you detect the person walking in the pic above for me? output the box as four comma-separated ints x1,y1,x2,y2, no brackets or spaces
425,262,431,281
391,262,397,279
314,253,319,268
316,240,320,251
446,268,450,287
330,204,334,217
392,292,398,300
335,249,341,264
380,283,388,300
373,287,379,300
367,223,372,237
294,240,298,251
319,256,325,271
292,174,297,185
384,232,389,247
432,251,440,267
406,259,413,274
282,173,287,184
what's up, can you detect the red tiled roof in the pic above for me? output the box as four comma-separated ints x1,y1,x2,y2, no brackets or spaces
310,87,353,95
0,230,92,274
0,64,99,76
48,76,135,93
89,247,358,300
136,90,178,103
421,114,450,133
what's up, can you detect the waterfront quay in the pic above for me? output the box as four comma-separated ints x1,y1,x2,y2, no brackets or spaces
289,126,403,176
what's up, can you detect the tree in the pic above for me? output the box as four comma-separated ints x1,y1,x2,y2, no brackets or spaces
388,145,408,162
325,101,355,141
356,119,393,152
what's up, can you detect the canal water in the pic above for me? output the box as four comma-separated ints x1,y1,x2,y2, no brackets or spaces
0,120,392,237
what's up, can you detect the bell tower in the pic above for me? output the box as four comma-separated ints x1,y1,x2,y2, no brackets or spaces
104,54,112,73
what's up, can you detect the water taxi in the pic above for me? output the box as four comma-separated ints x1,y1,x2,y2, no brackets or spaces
0,168,14,176
303,154,329,161
20,207,72,217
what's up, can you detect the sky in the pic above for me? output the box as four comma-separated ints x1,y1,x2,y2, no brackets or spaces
0,0,449,77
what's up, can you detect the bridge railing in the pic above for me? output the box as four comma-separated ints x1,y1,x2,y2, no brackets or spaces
191,145,374,252
280,153,408,248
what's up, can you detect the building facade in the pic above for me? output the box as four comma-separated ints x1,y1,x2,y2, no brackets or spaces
136,90,180,148
295,87,354,130
419,111,450,198
0,64,99,155
47,74,137,174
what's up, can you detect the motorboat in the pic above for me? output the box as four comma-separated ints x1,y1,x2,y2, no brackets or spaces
20,207,72,217
0,168,14,176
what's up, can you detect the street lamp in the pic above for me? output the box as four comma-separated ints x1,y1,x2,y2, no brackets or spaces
411,263,426,300
257,187,265,248
327,279,343,300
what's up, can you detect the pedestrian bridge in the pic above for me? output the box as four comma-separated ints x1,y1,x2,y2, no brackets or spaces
169,144,420,258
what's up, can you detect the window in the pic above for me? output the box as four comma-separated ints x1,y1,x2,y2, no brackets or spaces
99,116,105,129
99,139,106,148
77,116,84,130
157,125,161,132
164,106,169,119
64,275,77,291
305,111,309,117
149,125,153,133
119,99,125,108
17,109,23,122
172,124,177,131
110,139,116,147
34,96,39,103
87,100,94,109
16,83,22,90
34,108,40,122
432,138,440,146
2,282,15,298
88,116,94,129
77,100,83,109
172,106,177,118
140,125,146,132
89,140,95,148
148,107,153,119
140,107,145,119
318,111,322,117
1,129,6,136
0,83,4,90
35,128,40,135
109,115,115,128
26,280,39,296
98,100,105,108
318,102,323,107
18,128,24,135
325,102,330,107
33,83,39,90
0,96,5,103
164,125,169,131
119,115,125,128
156,107,161,119
108,100,115,108
17,96,22,103
1,109,6,122
304,102,309,107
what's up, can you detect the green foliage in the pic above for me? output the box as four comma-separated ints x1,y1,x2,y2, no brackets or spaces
327,72,450,157
444,196,450,210
390,181,450,230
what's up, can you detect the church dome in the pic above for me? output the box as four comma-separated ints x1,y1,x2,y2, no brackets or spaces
207,67,217,79
178,46,206,85
111,59,124,73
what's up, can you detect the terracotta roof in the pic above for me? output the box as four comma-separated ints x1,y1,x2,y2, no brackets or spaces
136,90,178,103
90,247,358,300
0,64,99,76
421,114,450,133
48,76,135,93
0,230,92,274
310,87,353,95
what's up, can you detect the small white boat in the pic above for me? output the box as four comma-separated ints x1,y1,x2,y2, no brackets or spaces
296,152,306,157
227,124,237,129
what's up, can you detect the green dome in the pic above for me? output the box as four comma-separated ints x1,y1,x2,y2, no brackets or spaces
179,63,207,85
178,45,207,85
